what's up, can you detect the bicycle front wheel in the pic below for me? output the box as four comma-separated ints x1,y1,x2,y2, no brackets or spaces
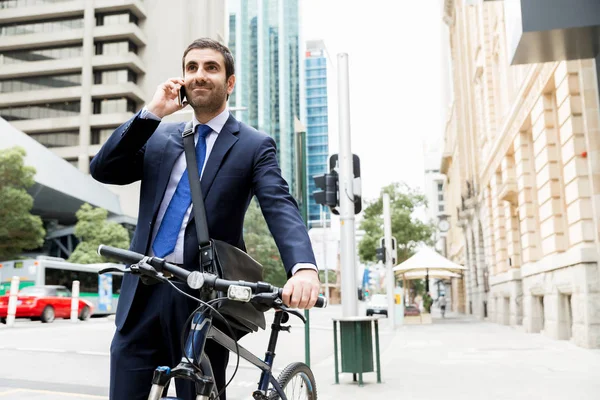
269,362,317,400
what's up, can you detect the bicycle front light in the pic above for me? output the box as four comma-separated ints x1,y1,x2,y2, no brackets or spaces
228,285,252,302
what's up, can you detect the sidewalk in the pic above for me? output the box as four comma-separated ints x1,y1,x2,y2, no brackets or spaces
313,310,600,400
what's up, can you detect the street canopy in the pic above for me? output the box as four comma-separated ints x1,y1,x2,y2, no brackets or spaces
402,269,462,280
392,247,467,273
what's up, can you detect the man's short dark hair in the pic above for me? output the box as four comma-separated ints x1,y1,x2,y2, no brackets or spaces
182,38,235,79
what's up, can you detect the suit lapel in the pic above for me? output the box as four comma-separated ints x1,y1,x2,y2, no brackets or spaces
151,123,185,216
200,114,240,198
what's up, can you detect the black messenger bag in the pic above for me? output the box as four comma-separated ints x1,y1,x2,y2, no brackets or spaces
182,121,266,333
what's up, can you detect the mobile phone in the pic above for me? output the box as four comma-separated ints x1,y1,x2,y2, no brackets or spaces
178,86,187,106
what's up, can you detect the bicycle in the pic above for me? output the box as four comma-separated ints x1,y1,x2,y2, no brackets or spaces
97,244,326,400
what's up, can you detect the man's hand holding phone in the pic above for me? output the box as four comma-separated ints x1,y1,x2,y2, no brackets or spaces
147,77,187,118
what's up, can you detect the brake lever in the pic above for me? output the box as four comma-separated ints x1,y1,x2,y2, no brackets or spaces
99,266,131,275
251,292,280,305
278,305,306,324
131,257,169,285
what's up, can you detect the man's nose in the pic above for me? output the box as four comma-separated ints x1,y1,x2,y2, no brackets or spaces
193,68,209,81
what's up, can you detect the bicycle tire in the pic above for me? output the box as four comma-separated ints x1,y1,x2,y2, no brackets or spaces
268,362,317,400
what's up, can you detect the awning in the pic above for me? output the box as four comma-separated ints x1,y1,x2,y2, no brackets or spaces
402,269,461,281
393,246,466,273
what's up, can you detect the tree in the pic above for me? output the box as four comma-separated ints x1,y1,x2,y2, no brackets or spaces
243,199,287,287
68,203,130,264
358,182,435,265
0,147,45,260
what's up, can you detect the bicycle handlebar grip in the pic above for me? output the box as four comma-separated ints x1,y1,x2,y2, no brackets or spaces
98,245,144,265
276,288,327,308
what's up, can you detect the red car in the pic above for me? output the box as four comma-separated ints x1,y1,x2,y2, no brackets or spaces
0,285,93,324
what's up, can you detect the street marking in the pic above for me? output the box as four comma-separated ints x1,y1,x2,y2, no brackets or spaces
77,350,110,357
15,347,67,353
0,388,107,398
1,347,109,357
0,389,21,397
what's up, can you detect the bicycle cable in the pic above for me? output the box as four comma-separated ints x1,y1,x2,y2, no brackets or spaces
167,280,241,399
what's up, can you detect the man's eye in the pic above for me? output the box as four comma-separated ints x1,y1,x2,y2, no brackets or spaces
208,65,217,70
188,65,197,71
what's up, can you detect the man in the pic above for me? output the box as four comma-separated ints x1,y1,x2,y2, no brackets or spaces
90,38,320,400
439,294,447,318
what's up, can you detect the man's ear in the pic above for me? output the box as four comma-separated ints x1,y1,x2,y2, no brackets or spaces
227,75,236,95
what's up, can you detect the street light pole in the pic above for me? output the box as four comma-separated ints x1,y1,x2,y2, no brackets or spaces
337,53,358,317
383,193,395,328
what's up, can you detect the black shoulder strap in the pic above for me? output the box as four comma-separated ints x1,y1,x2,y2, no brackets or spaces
182,121,214,270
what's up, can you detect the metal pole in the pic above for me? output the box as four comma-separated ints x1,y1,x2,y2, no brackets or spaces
337,53,358,317
295,127,311,367
6,276,20,327
322,206,329,303
383,193,395,328
70,280,80,322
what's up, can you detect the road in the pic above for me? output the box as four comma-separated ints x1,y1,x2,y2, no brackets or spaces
1,305,600,399
0,305,374,399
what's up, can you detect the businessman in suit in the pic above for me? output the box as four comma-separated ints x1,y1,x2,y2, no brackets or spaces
90,38,320,400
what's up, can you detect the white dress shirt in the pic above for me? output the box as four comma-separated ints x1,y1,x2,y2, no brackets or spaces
141,107,316,275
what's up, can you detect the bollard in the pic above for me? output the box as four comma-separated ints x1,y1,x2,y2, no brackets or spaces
6,276,20,327
70,280,80,322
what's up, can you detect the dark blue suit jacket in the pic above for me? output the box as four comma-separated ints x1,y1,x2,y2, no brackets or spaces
90,111,316,331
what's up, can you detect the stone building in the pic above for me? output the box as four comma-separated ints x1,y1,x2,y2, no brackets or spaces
441,0,600,348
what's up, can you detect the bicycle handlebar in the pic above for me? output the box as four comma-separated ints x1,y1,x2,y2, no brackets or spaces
98,244,327,308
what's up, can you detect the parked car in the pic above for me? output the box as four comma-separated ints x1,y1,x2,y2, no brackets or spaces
366,294,388,317
0,285,93,324
404,304,421,317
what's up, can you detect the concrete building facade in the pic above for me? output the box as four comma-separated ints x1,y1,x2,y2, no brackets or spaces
441,0,600,348
0,0,226,219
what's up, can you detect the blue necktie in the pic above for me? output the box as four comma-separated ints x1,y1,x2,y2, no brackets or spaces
152,124,212,258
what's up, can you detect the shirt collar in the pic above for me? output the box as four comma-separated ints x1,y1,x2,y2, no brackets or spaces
192,108,230,134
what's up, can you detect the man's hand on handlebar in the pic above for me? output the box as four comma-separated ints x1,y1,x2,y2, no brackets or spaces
281,269,320,310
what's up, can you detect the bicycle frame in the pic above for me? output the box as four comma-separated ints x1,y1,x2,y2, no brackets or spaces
148,309,290,400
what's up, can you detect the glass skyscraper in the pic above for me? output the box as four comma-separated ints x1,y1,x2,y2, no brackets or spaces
228,0,301,189
305,40,330,228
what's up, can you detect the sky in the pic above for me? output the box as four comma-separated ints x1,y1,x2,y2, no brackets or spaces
300,0,448,204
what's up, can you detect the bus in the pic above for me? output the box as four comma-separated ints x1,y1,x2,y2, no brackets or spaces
0,256,122,316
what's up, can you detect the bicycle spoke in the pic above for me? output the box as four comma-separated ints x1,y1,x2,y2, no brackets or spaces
284,373,311,400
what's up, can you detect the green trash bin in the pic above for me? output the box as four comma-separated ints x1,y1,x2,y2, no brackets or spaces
332,316,382,386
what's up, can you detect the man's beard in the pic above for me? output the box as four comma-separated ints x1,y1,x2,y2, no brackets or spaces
187,80,228,112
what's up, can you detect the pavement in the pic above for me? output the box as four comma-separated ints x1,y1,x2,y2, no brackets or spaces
311,309,600,400
1,307,600,399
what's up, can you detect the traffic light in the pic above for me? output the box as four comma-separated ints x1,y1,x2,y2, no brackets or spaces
329,154,362,215
375,247,386,263
313,172,338,208
380,237,397,265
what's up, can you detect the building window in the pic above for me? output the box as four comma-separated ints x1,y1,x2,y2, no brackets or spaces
0,73,81,93
438,193,444,201
90,128,114,145
0,17,83,36
93,69,137,85
0,45,82,65
95,40,138,56
29,131,79,148
437,182,443,191
0,101,80,120
96,12,139,26
93,98,136,114
438,204,444,212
